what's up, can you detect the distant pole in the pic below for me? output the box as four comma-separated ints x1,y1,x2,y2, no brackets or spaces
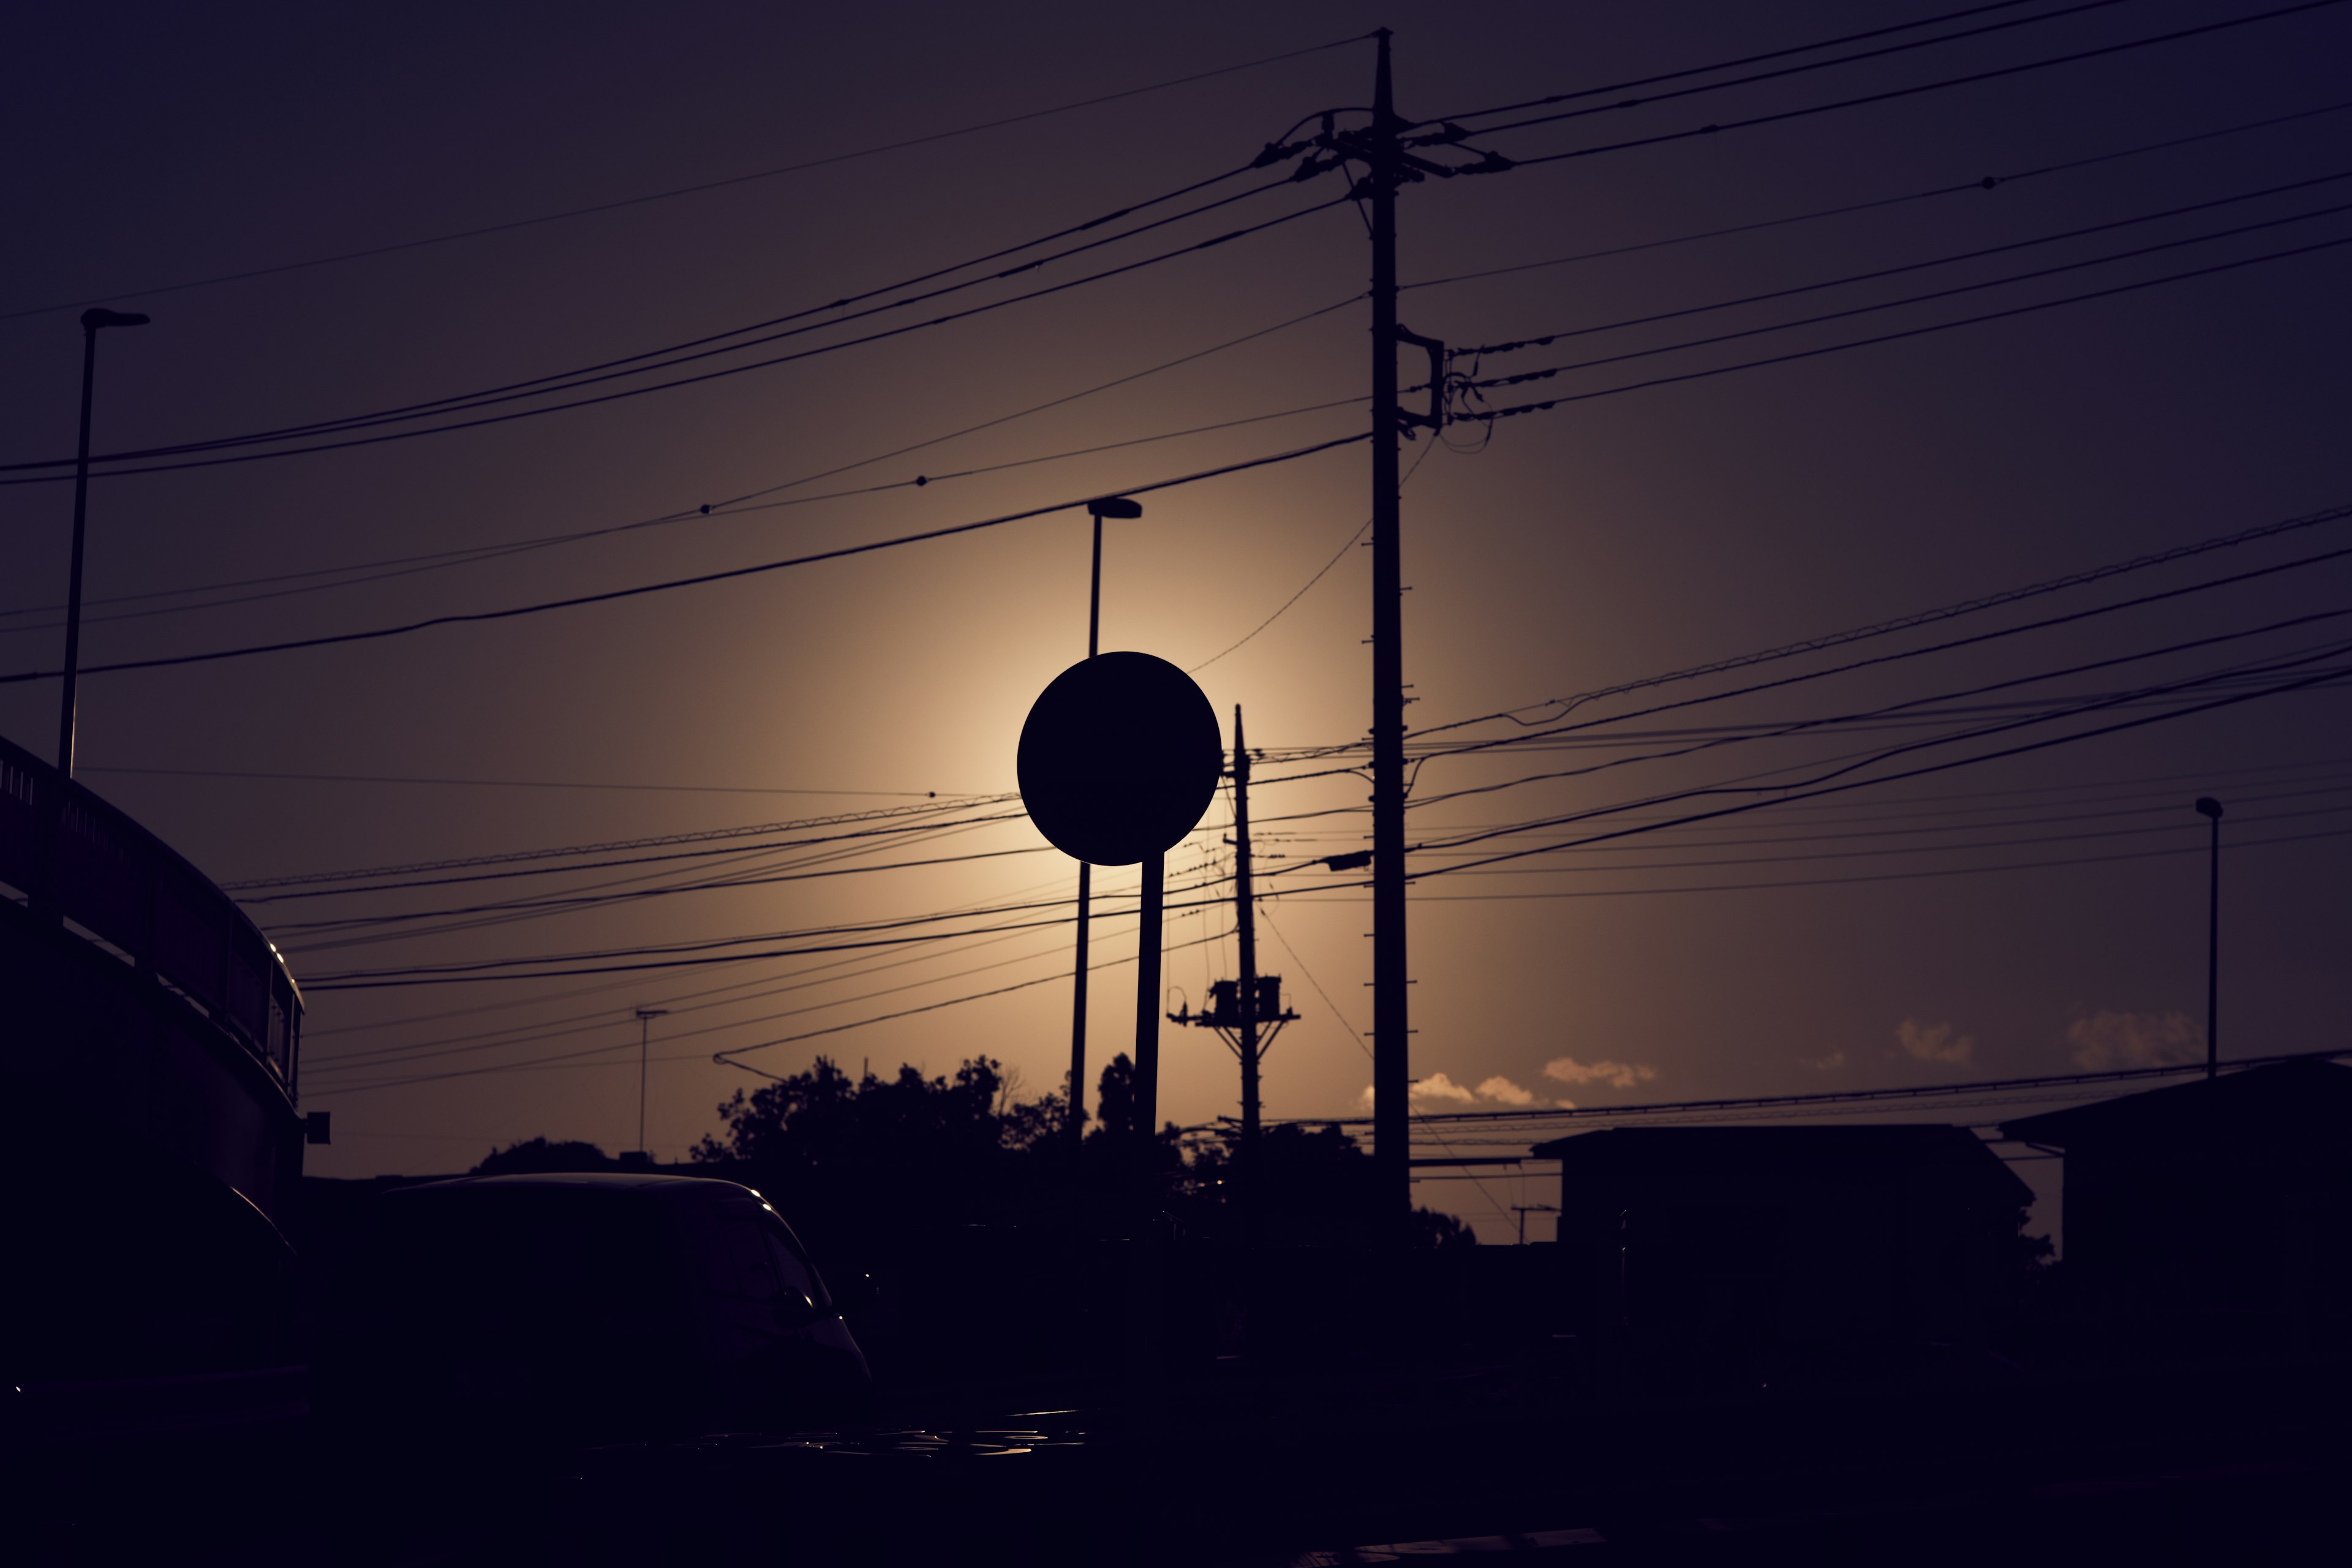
1232,706,1262,1167
57,307,151,778
2196,797,2223,1077
635,1007,668,1153
1366,30,1413,1234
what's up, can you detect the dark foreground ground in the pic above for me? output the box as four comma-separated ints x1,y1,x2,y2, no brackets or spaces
15,1351,2348,1565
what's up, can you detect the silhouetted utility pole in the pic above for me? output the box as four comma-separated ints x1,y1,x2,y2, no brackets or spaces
1363,28,1412,1236
1170,707,1297,1156
1304,36,1494,1229
1232,706,1264,1159
2196,796,2223,1077
1170,707,1296,1230
1071,496,1143,1140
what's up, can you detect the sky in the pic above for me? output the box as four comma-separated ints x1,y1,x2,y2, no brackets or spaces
6,1,2350,1243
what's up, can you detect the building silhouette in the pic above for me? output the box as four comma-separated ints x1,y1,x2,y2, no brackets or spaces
2002,1057,2352,1355
1531,1124,2032,1386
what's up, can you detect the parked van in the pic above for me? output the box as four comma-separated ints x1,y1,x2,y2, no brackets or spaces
315,1172,869,1446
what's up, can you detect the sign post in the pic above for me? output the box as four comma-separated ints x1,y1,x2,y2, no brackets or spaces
1018,650,1221,1404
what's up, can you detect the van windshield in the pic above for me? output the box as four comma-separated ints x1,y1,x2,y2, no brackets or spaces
350,1188,692,1363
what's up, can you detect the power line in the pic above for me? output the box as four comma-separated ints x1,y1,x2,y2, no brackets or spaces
1458,200,2352,404
1432,0,2139,137
1253,657,2351,911
270,841,1058,937
1,198,1353,484
1411,654,2352,882
1404,95,2352,297
227,796,1008,891
1385,581,2352,802
1455,168,2352,360
1400,638,2352,845
239,812,1026,903
304,864,1118,1050
307,907,1143,1076
1404,800,2352,885
2,391,1365,635
3,295,1368,640
0,432,1370,686
10,178,1304,470
1491,1,2352,171
81,764,954,798
1420,0,2065,125
306,920,1107,1076
0,31,1373,323
1411,501,2352,744
1240,531,2352,793
1273,1047,2352,1131
293,835,1246,988
1454,230,2352,424
1403,779,2352,862
1187,423,1441,672
1256,905,1513,1222
315,924,1234,1094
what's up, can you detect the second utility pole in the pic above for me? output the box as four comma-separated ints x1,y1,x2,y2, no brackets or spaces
1366,30,1412,1232
1231,706,1262,1163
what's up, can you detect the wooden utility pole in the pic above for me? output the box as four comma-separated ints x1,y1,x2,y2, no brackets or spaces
1232,706,1262,1161
1366,30,1412,1229
1170,708,1295,1231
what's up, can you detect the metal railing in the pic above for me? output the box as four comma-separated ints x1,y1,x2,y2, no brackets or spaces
0,731,301,1096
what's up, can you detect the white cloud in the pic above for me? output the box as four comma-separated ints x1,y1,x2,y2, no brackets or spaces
1477,1076,1535,1106
2066,1009,2203,1070
1357,1084,1376,1111
1555,1097,1577,1110
1543,1056,1657,1090
1409,1071,1478,1104
1807,1050,1847,1072
1897,1019,1974,1066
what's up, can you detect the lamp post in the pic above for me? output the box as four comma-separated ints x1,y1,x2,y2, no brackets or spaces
58,307,151,778
1068,496,1144,1142
634,1007,669,1156
2195,797,2223,1079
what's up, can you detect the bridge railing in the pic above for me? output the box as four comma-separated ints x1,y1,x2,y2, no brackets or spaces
0,731,301,1096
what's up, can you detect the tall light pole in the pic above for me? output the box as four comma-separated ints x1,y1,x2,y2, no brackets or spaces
58,307,151,777
2195,797,2223,1078
634,1007,669,1155
1069,496,1142,1142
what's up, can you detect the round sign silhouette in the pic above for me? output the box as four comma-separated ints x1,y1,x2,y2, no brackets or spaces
1018,652,1222,866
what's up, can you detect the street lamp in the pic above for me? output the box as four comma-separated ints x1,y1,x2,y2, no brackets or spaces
57,307,151,778
2195,797,2223,1079
634,1007,669,1156
1067,496,1144,1142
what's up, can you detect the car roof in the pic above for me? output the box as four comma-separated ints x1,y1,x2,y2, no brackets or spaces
391,1172,758,1203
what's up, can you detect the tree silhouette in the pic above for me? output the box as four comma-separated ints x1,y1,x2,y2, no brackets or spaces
472,1137,612,1175
685,1052,1472,1253
1092,1052,1139,1142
